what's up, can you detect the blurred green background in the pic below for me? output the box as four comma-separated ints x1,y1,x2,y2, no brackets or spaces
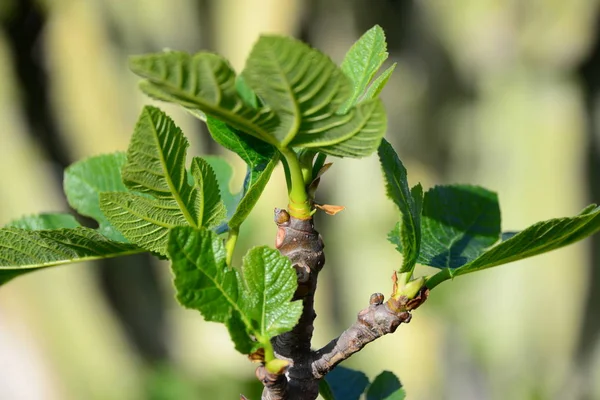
1,0,600,399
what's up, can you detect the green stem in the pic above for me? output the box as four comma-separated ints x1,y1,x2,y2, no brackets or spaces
425,268,452,290
263,342,276,363
225,228,239,266
280,148,312,219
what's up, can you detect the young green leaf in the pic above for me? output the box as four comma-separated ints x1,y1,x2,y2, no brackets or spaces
324,366,370,400
339,25,389,113
428,204,600,288
203,156,241,220
169,227,238,322
363,64,396,101
240,246,303,339
167,226,253,352
235,75,260,108
131,38,386,157
100,107,225,254
206,117,276,187
121,106,197,214
378,139,422,274
99,192,190,254
206,118,279,231
64,152,129,242
242,35,352,146
242,35,387,157
190,157,227,229
408,185,501,270
129,51,279,146
293,100,387,158
6,213,80,230
0,227,143,285
229,155,278,231
366,371,404,400
168,226,301,354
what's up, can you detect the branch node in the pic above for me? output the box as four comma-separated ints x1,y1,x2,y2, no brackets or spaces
256,365,288,386
370,292,384,305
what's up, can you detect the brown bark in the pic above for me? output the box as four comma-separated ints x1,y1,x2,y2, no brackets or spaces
311,288,428,379
261,209,325,400
257,209,428,400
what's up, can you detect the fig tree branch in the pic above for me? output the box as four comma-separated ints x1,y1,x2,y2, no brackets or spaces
258,209,325,400
257,208,428,400
311,288,428,379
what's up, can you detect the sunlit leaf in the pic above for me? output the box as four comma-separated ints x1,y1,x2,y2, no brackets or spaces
207,118,279,230
242,35,387,157
363,64,396,101
413,189,600,288
191,157,227,229
203,156,241,220
169,227,301,354
416,185,500,269
0,227,143,285
240,246,303,338
99,192,189,254
129,51,279,145
100,107,225,254
339,25,389,112
379,139,422,273
64,152,129,242
427,204,600,287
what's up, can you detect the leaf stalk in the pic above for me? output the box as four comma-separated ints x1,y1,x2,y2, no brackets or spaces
280,148,312,219
225,228,239,266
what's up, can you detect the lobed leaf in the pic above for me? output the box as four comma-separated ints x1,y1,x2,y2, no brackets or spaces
64,152,129,242
229,155,278,230
132,35,387,158
242,35,387,157
168,227,301,354
99,192,189,254
242,35,352,146
415,190,600,288
417,185,501,269
121,106,198,222
129,51,279,145
0,227,143,285
100,107,225,254
207,118,280,231
203,156,242,220
240,246,303,338
433,205,600,284
169,227,238,323
378,139,422,273
291,99,387,158
190,157,227,229
339,25,389,112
